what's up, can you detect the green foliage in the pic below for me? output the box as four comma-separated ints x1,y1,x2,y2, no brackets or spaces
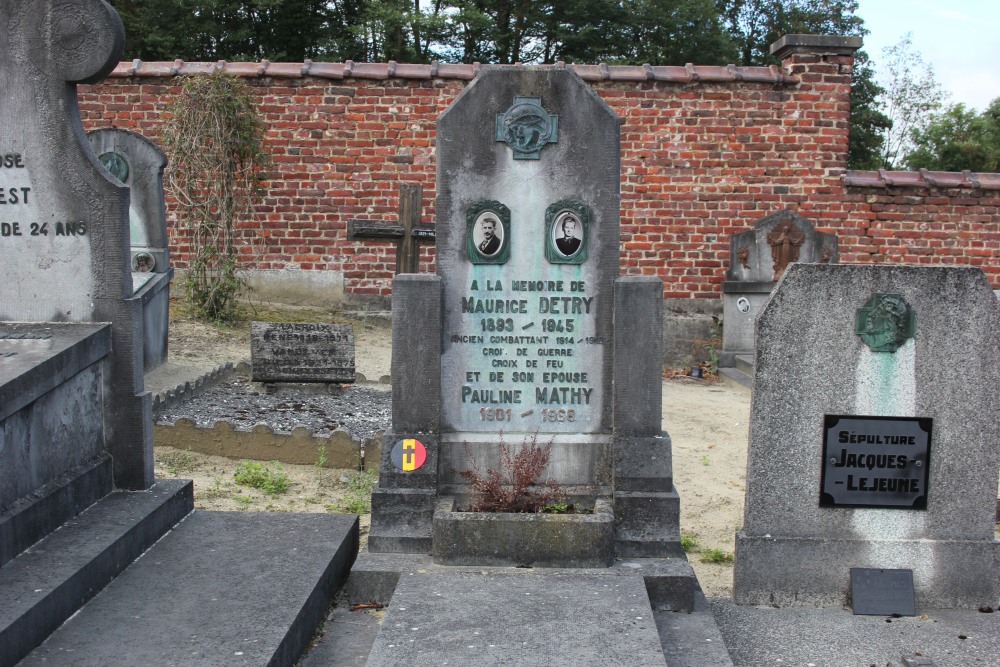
233,460,291,495
848,51,891,170
904,100,1000,173
680,533,699,552
543,501,570,514
331,469,378,514
877,33,949,168
162,72,266,323
699,547,734,564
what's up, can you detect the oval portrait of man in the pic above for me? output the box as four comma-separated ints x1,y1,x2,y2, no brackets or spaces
552,210,583,257
473,211,504,257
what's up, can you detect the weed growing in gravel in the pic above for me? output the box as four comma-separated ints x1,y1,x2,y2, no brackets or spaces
234,494,255,505
699,547,734,564
542,501,570,514
201,476,230,499
314,445,329,487
160,447,198,475
330,469,378,514
700,454,711,466
681,533,699,552
233,460,291,495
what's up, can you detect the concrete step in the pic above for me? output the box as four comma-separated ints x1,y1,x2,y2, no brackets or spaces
734,354,754,376
718,367,752,392
1,479,193,667
719,354,753,392
344,550,697,612
18,512,359,667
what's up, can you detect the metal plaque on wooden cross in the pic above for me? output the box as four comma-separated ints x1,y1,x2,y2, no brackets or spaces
347,183,435,274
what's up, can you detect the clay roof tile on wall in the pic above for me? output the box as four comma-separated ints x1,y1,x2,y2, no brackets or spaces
109,60,797,85
843,170,1000,190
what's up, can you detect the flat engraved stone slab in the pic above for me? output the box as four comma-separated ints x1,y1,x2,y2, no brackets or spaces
366,571,667,666
251,321,355,383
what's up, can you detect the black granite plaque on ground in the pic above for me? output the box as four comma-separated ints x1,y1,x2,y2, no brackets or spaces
850,567,916,616
250,322,355,383
820,415,932,509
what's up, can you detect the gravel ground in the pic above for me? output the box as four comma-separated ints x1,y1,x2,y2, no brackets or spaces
155,372,392,441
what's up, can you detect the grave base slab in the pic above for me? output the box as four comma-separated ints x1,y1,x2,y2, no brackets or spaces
734,532,1000,608
366,570,668,667
18,511,358,667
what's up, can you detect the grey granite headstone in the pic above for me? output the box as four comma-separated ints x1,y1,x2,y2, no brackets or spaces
0,0,152,490
87,127,173,368
734,264,1000,608
87,128,170,272
368,67,680,559
250,321,355,383
722,209,837,355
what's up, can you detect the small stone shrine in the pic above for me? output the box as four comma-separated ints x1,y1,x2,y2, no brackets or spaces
87,127,173,369
721,209,838,357
734,264,1000,608
367,67,679,562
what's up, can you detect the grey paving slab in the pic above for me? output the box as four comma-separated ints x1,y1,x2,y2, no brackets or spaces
19,512,358,667
366,570,666,666
300,602,383,667
712,597,1000,667
656,591,734,667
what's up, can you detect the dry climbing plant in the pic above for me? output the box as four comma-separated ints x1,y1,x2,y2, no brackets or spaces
162,72,266,322
461,433,565,513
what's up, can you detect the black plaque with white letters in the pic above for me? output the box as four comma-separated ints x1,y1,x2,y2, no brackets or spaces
820,415,931,509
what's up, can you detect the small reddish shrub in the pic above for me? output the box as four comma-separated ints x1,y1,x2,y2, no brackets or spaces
461,433,564,513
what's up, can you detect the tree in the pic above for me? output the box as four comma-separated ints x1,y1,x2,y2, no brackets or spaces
716,0,863,66
611,0,737,65
848,51,891,170
877,33,949,168
904,100,1000,172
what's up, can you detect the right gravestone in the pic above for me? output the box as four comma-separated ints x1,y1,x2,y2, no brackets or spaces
734,264,1000,608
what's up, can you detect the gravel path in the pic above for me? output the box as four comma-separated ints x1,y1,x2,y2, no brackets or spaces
155,373,391,441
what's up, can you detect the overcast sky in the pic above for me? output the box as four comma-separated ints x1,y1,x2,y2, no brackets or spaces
857,0,1000,111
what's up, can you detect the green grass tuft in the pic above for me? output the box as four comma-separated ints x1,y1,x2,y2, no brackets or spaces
699,547,734,564
233,460,291,495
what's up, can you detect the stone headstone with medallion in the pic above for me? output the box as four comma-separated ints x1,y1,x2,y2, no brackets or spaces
734,264,1000,609
87,127,173,369
368,67,680,559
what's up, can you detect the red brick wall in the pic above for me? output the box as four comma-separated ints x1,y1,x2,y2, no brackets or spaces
77,53,1000,301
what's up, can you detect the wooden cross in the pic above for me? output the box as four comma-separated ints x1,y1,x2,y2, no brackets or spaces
347,183,435,274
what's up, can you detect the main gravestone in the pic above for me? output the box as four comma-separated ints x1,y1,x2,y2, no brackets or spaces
734,264,1000,608
367,66,679,561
